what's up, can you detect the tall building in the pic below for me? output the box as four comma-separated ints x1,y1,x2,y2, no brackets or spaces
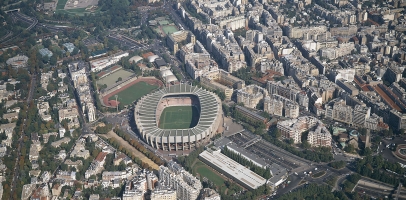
307,125,332,147
385,66,402,84
264,94,299,118
151,188,177,200
352,105,371,127
389,110,406,130
167,31,196,55
69,61,88,88
236,85,268,108
264,96,283,116
159,161,202,200
277,116,323,144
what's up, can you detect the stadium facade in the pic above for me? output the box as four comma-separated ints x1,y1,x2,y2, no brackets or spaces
134,83,222,151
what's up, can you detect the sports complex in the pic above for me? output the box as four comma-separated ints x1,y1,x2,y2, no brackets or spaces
134,83,223,152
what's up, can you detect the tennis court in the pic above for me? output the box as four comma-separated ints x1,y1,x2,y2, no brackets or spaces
158,106,199,129
97,69,134,87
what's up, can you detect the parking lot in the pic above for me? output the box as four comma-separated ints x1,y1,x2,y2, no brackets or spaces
227,131,310,171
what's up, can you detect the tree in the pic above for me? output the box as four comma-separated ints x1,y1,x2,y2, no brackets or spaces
287,138,294,145
270,128,281,138
72,48,79,55
0,131,7,140
43,39,52,48
50,55,57,65
117,77,122,82
360,147,372,156
6,83,14,91
344,144,355,153
301,140,311,149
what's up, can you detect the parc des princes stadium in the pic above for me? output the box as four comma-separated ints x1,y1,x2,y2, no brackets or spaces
134,83,223,152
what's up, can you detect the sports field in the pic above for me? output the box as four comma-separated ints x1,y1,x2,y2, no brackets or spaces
193,160,226,186
108,81,158,105
158,106,199,129
162,25,179,35
97,69,134,87
158,20,170,25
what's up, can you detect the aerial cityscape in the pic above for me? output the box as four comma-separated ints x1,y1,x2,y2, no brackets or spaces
1,0,406,199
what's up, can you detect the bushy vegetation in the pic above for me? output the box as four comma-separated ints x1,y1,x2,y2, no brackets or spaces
278,183,348,200
355,155,406,185
329,161,346,169
94,123,113,134
176,146,205,172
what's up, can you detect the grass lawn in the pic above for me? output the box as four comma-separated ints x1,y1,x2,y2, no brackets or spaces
108,81,158,106
158,106,199,129
193,160,227,186
56,0,69,10
312,171,326,178
162,25,179,35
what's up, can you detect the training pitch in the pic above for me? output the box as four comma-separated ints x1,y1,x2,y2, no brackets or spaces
97,69,134,87
158,106,199,129
108,81,158,106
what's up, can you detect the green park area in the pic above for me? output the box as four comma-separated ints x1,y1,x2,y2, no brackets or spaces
108,81,158,106
158,106,199,129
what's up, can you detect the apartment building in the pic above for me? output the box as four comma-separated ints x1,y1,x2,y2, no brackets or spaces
307,125,332,147
236,84,268,108
200,69,245,100
277,116,321,144
159,161,202,200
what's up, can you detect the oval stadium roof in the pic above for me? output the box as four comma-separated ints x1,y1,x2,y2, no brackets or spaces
134,83,221,146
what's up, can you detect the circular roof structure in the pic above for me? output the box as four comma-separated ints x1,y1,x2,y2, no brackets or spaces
129,56,142,63
134,83,222,151
148,55,159,63
165,75,178,83
160,69,173,78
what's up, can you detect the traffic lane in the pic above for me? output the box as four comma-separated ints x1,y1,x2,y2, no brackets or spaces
275,173,303,196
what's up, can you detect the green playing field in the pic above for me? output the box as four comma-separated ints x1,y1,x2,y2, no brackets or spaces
108,81,158,105
158,106,199,129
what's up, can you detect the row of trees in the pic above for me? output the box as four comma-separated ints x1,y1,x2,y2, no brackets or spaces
105,137,153,170
342,174,361,193
277,183,349,200
329,161,346,169
176,146,204,172
113,128,165,166
222,146,271,179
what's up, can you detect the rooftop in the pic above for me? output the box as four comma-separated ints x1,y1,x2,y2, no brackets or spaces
199,150,266,190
